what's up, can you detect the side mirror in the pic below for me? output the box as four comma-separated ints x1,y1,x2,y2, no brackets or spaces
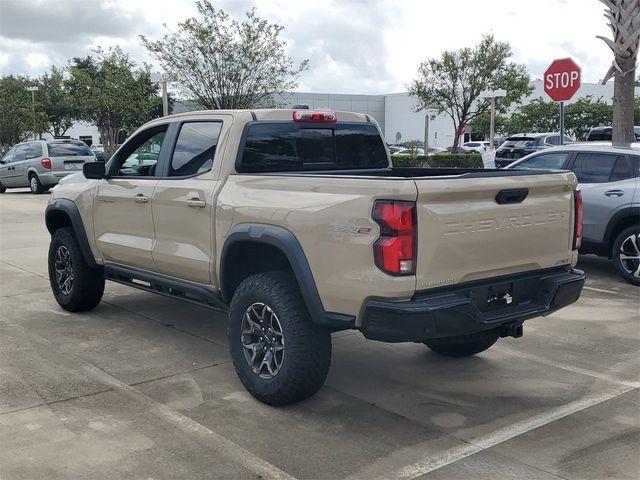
83,162,106,179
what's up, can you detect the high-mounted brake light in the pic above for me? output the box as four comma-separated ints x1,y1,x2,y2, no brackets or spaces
292,110,337,123
573,189,583,250
41,158,51,170
372,201,416,275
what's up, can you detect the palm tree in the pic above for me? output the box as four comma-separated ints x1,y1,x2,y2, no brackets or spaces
598,0,640,143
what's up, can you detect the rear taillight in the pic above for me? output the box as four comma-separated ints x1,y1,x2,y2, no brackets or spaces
292,110,337,123
372,200,416,275
573,189,583,250
41,158,51,169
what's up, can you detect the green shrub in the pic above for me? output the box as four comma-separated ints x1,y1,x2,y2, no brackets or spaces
391,154,483,169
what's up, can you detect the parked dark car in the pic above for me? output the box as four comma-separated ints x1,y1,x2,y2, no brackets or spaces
586,126,640,142
495,133,574,167
506,143,640,285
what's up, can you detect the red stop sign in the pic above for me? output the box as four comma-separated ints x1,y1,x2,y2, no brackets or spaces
544,58,581,102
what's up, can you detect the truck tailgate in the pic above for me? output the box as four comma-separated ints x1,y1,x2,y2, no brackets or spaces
414,172,577,290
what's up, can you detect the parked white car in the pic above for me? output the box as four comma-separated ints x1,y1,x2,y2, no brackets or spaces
462,141,490,153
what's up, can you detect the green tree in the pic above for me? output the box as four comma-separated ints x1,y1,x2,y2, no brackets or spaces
0,75,48,152
140,1,309,109
39,66,78,138
598,0,639,143
505,99,559,135
408,34,532,152
565,96,613,140
67,47,161,158
469,110,509,139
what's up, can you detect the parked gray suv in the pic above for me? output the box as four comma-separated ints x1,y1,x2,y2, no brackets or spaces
507,143,640,285
0,139,95,194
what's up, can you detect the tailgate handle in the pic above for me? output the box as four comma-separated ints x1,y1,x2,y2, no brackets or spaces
495,188,529,204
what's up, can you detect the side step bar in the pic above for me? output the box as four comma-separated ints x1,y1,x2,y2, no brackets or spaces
103,264,229,313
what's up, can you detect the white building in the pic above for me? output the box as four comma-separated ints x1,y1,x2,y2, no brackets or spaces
60,81,637,148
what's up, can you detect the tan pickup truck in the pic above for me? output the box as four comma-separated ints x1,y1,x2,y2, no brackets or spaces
45,109,585,405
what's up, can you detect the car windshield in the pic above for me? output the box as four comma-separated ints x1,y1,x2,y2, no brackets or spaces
48,143,93,157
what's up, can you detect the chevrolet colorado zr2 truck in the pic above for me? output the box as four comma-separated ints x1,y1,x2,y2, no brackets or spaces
45,109,585,405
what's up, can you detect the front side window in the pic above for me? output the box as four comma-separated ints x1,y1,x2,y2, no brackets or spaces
2,147,16,163
572,152,620,183
517,152,571,170
113,128,167,177
239,123,388,172
27,143,43,159
170,122,222,177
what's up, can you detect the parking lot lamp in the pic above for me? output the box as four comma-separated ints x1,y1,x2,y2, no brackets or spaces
26,86,39,139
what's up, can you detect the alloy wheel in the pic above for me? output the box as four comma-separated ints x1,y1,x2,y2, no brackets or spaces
54,245,74,295
241,302,285,378
619,233,640,279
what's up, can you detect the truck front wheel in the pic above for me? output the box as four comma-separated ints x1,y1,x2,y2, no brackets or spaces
48,227,105,312
228,271,332,406
424,330,499,357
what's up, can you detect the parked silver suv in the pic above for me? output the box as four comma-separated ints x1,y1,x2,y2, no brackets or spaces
507,143,640,285
0,139,95,194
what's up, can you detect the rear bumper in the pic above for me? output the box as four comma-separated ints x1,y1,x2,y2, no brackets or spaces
361,267,585,343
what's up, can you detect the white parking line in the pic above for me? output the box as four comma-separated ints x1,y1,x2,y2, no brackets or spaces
371,383,636,480
583,285,638,299
83,365,297,480
0,317,297,480
495,344,640,388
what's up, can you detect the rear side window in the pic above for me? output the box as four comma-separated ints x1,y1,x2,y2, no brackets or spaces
48,143,93,157
27,143,43,159
610,157,636,181
572,152,620,183
170,122,222,177
238,123,388,172
501,137,535,148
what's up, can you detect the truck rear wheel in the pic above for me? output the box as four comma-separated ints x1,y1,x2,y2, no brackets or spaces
228,271,332,406
48,227,105,312
424,330,499,357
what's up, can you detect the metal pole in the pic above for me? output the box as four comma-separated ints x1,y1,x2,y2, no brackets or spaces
559,102,564,145
31,90,36,140
162,81,168,117
424,114,429,159
489,97,496,151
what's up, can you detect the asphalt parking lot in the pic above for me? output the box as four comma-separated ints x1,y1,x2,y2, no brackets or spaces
0,189,638,480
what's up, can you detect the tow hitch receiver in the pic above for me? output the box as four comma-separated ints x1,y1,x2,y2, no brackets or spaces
500,323,523,338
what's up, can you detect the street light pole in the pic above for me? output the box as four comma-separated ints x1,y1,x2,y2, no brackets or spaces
424,114,429,159
162,80,169,117
26,86,39,140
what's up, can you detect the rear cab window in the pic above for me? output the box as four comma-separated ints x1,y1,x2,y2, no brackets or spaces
238,123,388,172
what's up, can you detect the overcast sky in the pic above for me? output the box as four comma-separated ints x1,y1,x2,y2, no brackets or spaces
0,0,616,94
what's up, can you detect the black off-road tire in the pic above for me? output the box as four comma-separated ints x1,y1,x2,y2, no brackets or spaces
29,173,45,194
228,271,332,406
424,330,500,358
48,227,105,312
612,226,640,286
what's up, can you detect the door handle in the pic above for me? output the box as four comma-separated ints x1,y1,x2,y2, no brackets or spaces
604,190,624,197
186,198,206,208
134,194,150,203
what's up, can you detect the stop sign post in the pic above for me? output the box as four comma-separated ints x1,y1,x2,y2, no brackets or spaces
544,58,581,145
